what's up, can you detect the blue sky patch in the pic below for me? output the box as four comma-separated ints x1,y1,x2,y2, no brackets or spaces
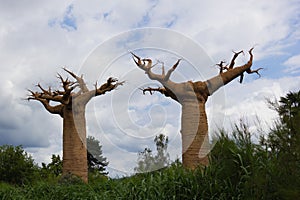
60,4,77,31
103,12,110,19
165,15,177,28
137,12,151,27
48,4,77,31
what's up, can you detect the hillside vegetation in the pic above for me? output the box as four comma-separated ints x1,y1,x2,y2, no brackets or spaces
1,91,299,199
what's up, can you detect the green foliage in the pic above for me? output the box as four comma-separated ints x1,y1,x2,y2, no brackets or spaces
277,90,300,128
134,147,154,172
87,136,109,175
1,90,299,199
38,136,108,181
58,172,85,185
40,154,62,180
264,90,300,199
134,133,170,173
1,122,299,199
154,134,170,168
46,155,63,176
210,122,277,199
0,145,38,185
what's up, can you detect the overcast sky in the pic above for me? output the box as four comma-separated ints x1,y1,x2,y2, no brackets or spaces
1,0,300,177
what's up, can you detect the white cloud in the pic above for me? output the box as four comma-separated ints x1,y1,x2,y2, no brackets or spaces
0,0,300,177
284,54,300,74
211,76,300,133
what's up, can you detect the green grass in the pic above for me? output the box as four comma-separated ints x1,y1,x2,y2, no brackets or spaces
1,129,299,200
0,163,284,200
0,166,218,200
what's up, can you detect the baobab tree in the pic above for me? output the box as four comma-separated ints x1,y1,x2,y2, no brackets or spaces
131,48,262,169
28,68,123,182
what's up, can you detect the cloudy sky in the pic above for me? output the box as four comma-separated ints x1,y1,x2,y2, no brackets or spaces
1,0,300,177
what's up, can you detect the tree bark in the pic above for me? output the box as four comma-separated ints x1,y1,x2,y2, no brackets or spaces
132,49,261,170
28,70,123,182
181,100,209,168
62,103,88,183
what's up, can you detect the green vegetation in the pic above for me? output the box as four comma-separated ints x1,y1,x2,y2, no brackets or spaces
38,136,109,182
134,133,170,173
0,145,38,185
87,136,109,175
1,90,299,199
40,154,62,181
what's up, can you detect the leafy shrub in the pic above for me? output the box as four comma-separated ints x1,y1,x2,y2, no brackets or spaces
0,145,38,185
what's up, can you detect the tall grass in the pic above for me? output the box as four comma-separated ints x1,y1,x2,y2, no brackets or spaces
1,122,299,199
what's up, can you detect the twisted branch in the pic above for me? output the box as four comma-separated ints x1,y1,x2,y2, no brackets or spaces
131,52,181,84
216,61,228,74
63,68,89,93
27,89,63,116
28,68,123,115
229,50,244,69
140,86,179,102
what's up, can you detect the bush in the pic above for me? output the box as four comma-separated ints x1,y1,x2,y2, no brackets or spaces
0,145,38,185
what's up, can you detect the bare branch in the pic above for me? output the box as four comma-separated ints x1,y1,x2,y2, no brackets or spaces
216,61,228,74
94,81,98,91
56,73,65,85
70,77,124,105
150,60,161,69
141,86,179,102
246,67,263,76
131,52,145,67
228,50,244,69
54,90,65,95
28,88,61,102
238,48,262,83
239,73,244,84
205,48,257,94
239,67,263,83
131,52,181,83
27,89,38,99
57,72,77,93
248,47,254,62
95,77,124,96
39,94,64,102
47,86,54,96
63,68,89,93
28,81,73,104
216,61,226,67
27,91,63,116
164,59,181,81
37,83,52,95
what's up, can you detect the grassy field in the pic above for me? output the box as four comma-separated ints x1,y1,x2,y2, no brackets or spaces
0,164,259,200
1,132,299,200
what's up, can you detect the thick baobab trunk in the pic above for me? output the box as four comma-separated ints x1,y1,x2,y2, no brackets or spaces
131,49,261,170
62,104,88,182
181,100,209,169
28,68,123,183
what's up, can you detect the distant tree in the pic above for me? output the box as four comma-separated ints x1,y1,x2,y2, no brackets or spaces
153,134,170,168
87,136,108,175
135,134,170,173
265,90,300,198
267,90,300,156
0,145,37,185
41,154,63,178
277,90,300,132
135,148,155,173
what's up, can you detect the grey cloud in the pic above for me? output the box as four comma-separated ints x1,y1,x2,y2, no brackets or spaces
0,78,61,147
